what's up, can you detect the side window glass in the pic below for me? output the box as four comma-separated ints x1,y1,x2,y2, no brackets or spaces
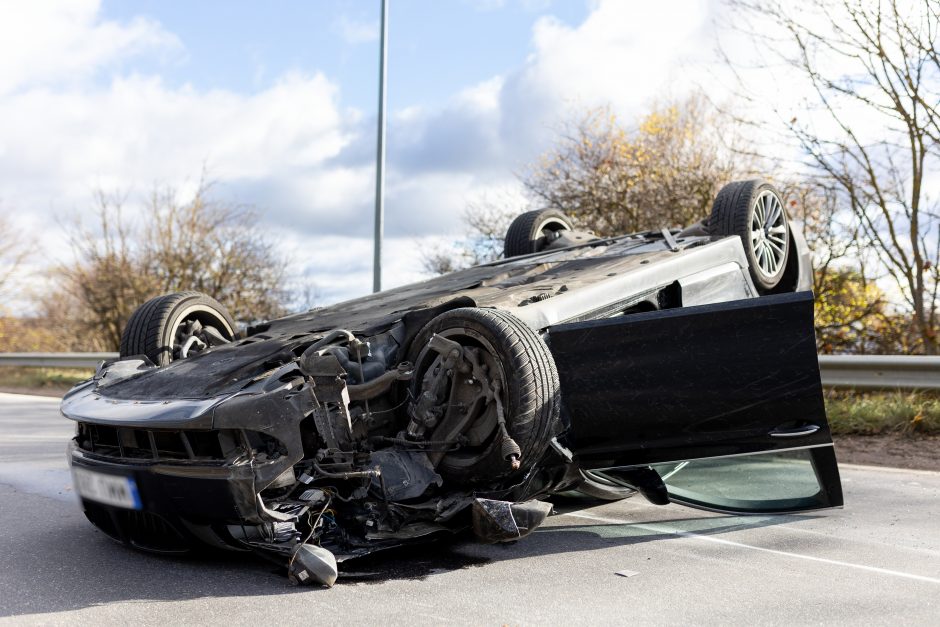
649,448,837,513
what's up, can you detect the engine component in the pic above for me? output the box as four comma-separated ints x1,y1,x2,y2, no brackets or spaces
406,335,466,438
369,449,443,501
491,380,521,470
300,329,355,358
305,353,354,451
347,362,413,401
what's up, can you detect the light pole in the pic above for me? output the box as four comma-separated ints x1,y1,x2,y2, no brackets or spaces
372,0,388,293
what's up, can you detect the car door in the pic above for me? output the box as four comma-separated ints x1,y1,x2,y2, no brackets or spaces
547,291,843,514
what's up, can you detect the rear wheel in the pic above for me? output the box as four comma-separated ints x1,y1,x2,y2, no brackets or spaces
709,180,790,293
407,307,560,484
119,291,237,366
504,209,574,258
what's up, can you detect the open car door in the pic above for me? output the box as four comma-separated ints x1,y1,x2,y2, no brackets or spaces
548,291,843,514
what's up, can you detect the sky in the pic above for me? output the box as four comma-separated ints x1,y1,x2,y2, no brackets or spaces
0,0,737,307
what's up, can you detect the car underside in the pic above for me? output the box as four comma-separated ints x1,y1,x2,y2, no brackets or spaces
61,180,843,586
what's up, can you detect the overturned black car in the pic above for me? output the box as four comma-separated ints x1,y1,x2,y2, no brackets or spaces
62,179,842,586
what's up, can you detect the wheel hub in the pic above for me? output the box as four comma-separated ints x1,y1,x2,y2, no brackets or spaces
750,189,787,278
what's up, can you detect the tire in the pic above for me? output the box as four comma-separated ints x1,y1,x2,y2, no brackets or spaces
574,470,637,501
407,307,561,484
709,180,790,293
120,291,237,366
504,209,574,258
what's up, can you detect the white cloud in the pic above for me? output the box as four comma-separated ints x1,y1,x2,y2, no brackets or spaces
0,72,356,235
373,0,715,185
362,0,717,242
265,228,454,305
0,0,728,311
0,4,374,310
0,0,181,96
333,15,379,44
495,0,712,159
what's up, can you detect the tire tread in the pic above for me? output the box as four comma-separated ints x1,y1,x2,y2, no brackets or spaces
708,179,789,293
119,291,233,366
504,209,573,258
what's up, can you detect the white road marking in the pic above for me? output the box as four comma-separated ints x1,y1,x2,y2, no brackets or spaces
562,511,940,585
0,392,62,403
760,516,940,560
837,462,940,477
3,434,72,442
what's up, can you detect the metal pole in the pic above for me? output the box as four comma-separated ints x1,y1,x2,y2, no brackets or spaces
372,0,388,293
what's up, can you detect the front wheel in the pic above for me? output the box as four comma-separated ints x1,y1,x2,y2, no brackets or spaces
709,180,790,293
407,307,561,484
119,291,237,366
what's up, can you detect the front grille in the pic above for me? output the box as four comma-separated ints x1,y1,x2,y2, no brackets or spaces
76,423,241,462
75,423,288,464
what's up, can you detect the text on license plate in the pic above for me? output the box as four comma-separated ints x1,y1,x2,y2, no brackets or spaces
72,467,142,510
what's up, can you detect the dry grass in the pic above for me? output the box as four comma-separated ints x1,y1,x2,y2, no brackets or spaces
824,390,940,435
0,366,94,392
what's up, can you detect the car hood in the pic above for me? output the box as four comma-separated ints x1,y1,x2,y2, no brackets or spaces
92,335,304,402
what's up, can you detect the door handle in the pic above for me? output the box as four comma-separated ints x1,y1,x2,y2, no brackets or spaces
769,424,821,438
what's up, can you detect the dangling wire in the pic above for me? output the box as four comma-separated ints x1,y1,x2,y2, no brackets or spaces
287,492,334,573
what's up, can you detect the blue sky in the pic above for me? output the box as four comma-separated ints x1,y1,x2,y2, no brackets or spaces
0,0,731,306
101,1,591,112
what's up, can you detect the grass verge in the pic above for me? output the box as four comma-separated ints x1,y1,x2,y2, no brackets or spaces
824,390,940,436
0,366,94,392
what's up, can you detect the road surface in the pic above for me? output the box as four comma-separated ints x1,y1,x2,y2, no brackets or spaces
0,392,937,625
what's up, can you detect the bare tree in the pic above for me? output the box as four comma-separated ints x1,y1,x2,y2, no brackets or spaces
0,215,30,299
522,94,754,237
419,198,516,274
48,181,290,350
142,183,289,323
53,192,156,349
425,94,755,275
794,182,891,352
778,179,884,351
286,277,323,312
727,0,940,353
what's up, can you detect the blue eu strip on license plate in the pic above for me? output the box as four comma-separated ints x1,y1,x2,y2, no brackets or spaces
72,467,143,510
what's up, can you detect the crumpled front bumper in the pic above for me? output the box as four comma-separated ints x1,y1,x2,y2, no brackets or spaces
69,441,261,552
62,370,316,552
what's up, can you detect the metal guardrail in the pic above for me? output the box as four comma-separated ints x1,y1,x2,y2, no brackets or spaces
817,355,940,391
0,352,938,390
0,352,118,369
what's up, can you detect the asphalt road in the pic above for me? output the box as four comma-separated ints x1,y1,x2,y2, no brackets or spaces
1,392,938,626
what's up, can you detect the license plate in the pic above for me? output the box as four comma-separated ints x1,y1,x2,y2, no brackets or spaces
72,467,142,510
